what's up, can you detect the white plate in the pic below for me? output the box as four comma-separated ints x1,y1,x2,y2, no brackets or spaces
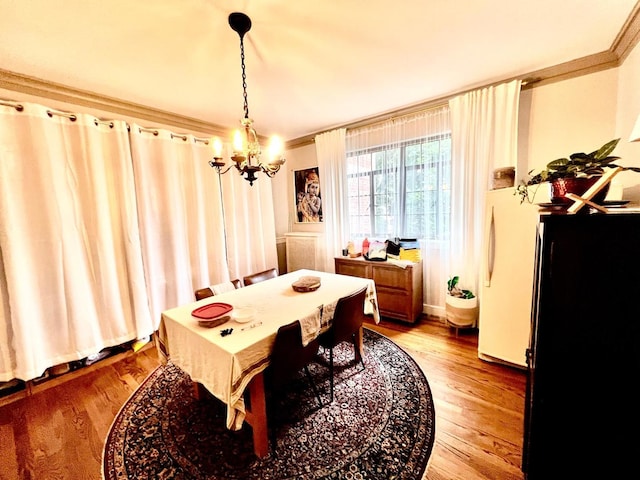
233,307,256,323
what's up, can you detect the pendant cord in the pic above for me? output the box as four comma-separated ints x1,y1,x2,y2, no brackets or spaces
239,37,249,120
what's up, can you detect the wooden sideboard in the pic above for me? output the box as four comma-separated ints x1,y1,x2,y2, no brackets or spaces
334,256,423,323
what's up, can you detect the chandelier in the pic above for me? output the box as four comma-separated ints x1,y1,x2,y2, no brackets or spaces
209,12,285,186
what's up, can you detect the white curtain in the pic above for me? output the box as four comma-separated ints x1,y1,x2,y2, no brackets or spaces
345,107,451,310
315,128,347,273
448,80,521,295
219,164,278,281
0,98,275,382
0,103,152,381
129,125,228,325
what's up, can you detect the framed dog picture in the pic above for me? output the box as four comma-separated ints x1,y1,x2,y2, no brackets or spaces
294,167,322,223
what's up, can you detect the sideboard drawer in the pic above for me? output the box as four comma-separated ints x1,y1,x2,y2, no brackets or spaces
372,265,411,291
336,260,371,279
377,289,412,321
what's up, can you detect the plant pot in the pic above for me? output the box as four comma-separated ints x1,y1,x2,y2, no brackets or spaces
445,295,478,328
550,177,609,204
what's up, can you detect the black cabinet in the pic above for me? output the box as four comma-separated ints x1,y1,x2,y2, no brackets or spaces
523,213,640,479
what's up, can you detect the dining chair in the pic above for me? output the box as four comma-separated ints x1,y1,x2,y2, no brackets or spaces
318,286,368,402
194,279,242,301
242,268,278,286
268,320,323,404
267,319,323,449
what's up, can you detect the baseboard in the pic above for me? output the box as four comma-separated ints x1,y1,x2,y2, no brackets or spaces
0,340,156,408
424,304,445,318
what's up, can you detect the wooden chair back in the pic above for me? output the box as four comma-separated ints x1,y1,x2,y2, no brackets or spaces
319,286,368,350
194,287,214,301
194,279,242,301
243,268,278,286
269,320,320,390
318,286,368,402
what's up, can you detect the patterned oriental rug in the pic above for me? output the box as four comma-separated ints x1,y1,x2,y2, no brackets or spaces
103,328,435,480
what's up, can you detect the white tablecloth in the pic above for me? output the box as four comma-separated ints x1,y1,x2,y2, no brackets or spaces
159,269,378,429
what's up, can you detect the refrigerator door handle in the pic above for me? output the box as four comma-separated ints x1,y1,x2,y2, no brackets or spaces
484,205,495,287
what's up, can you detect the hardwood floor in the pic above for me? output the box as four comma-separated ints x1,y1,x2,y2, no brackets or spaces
0,316,526,480
366,317,526,480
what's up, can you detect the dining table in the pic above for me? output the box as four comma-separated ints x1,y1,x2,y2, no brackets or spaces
158,268,379,458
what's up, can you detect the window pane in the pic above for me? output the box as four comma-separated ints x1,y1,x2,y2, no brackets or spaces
346,133,451,242
406,144,423,167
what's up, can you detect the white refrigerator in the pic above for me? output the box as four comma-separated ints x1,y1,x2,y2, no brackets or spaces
478,188,540,368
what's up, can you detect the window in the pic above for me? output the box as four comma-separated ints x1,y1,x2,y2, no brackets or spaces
346,133,451,241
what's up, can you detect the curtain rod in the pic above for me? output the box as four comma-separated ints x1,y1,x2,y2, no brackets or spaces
94,118,114,128
0,99,23,111
46,108,77,121
1,97,214,145
348,103,451,133
170,132,187,141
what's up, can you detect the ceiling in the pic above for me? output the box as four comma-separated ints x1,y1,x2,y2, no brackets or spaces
0,0,638,142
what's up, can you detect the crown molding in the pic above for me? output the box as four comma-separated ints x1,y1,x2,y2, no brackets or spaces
612,1,640,62
0,68,228,136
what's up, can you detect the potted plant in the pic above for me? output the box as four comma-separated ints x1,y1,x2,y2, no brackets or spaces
515,138,640,204
445,276,478,329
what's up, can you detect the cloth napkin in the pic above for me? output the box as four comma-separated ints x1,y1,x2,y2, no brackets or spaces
365,285,380,323
211,281,237,295
299,307,321,346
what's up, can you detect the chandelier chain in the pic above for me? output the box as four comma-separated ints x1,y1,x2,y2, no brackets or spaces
239,37,249,120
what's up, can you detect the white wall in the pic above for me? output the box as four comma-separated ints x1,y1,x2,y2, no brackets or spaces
517,40,640,203
270,148,291,237
517,68,620,202
615,43,640,200
520,69,618,175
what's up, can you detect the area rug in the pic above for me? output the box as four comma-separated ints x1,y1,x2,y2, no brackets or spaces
103,328,435,479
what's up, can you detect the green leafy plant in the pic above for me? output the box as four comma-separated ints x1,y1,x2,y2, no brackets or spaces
515,138,640,204
447,276,475,299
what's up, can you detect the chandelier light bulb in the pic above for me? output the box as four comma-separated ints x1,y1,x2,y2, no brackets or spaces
212,137,223,157
268,136,284,163
232,129,244,154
